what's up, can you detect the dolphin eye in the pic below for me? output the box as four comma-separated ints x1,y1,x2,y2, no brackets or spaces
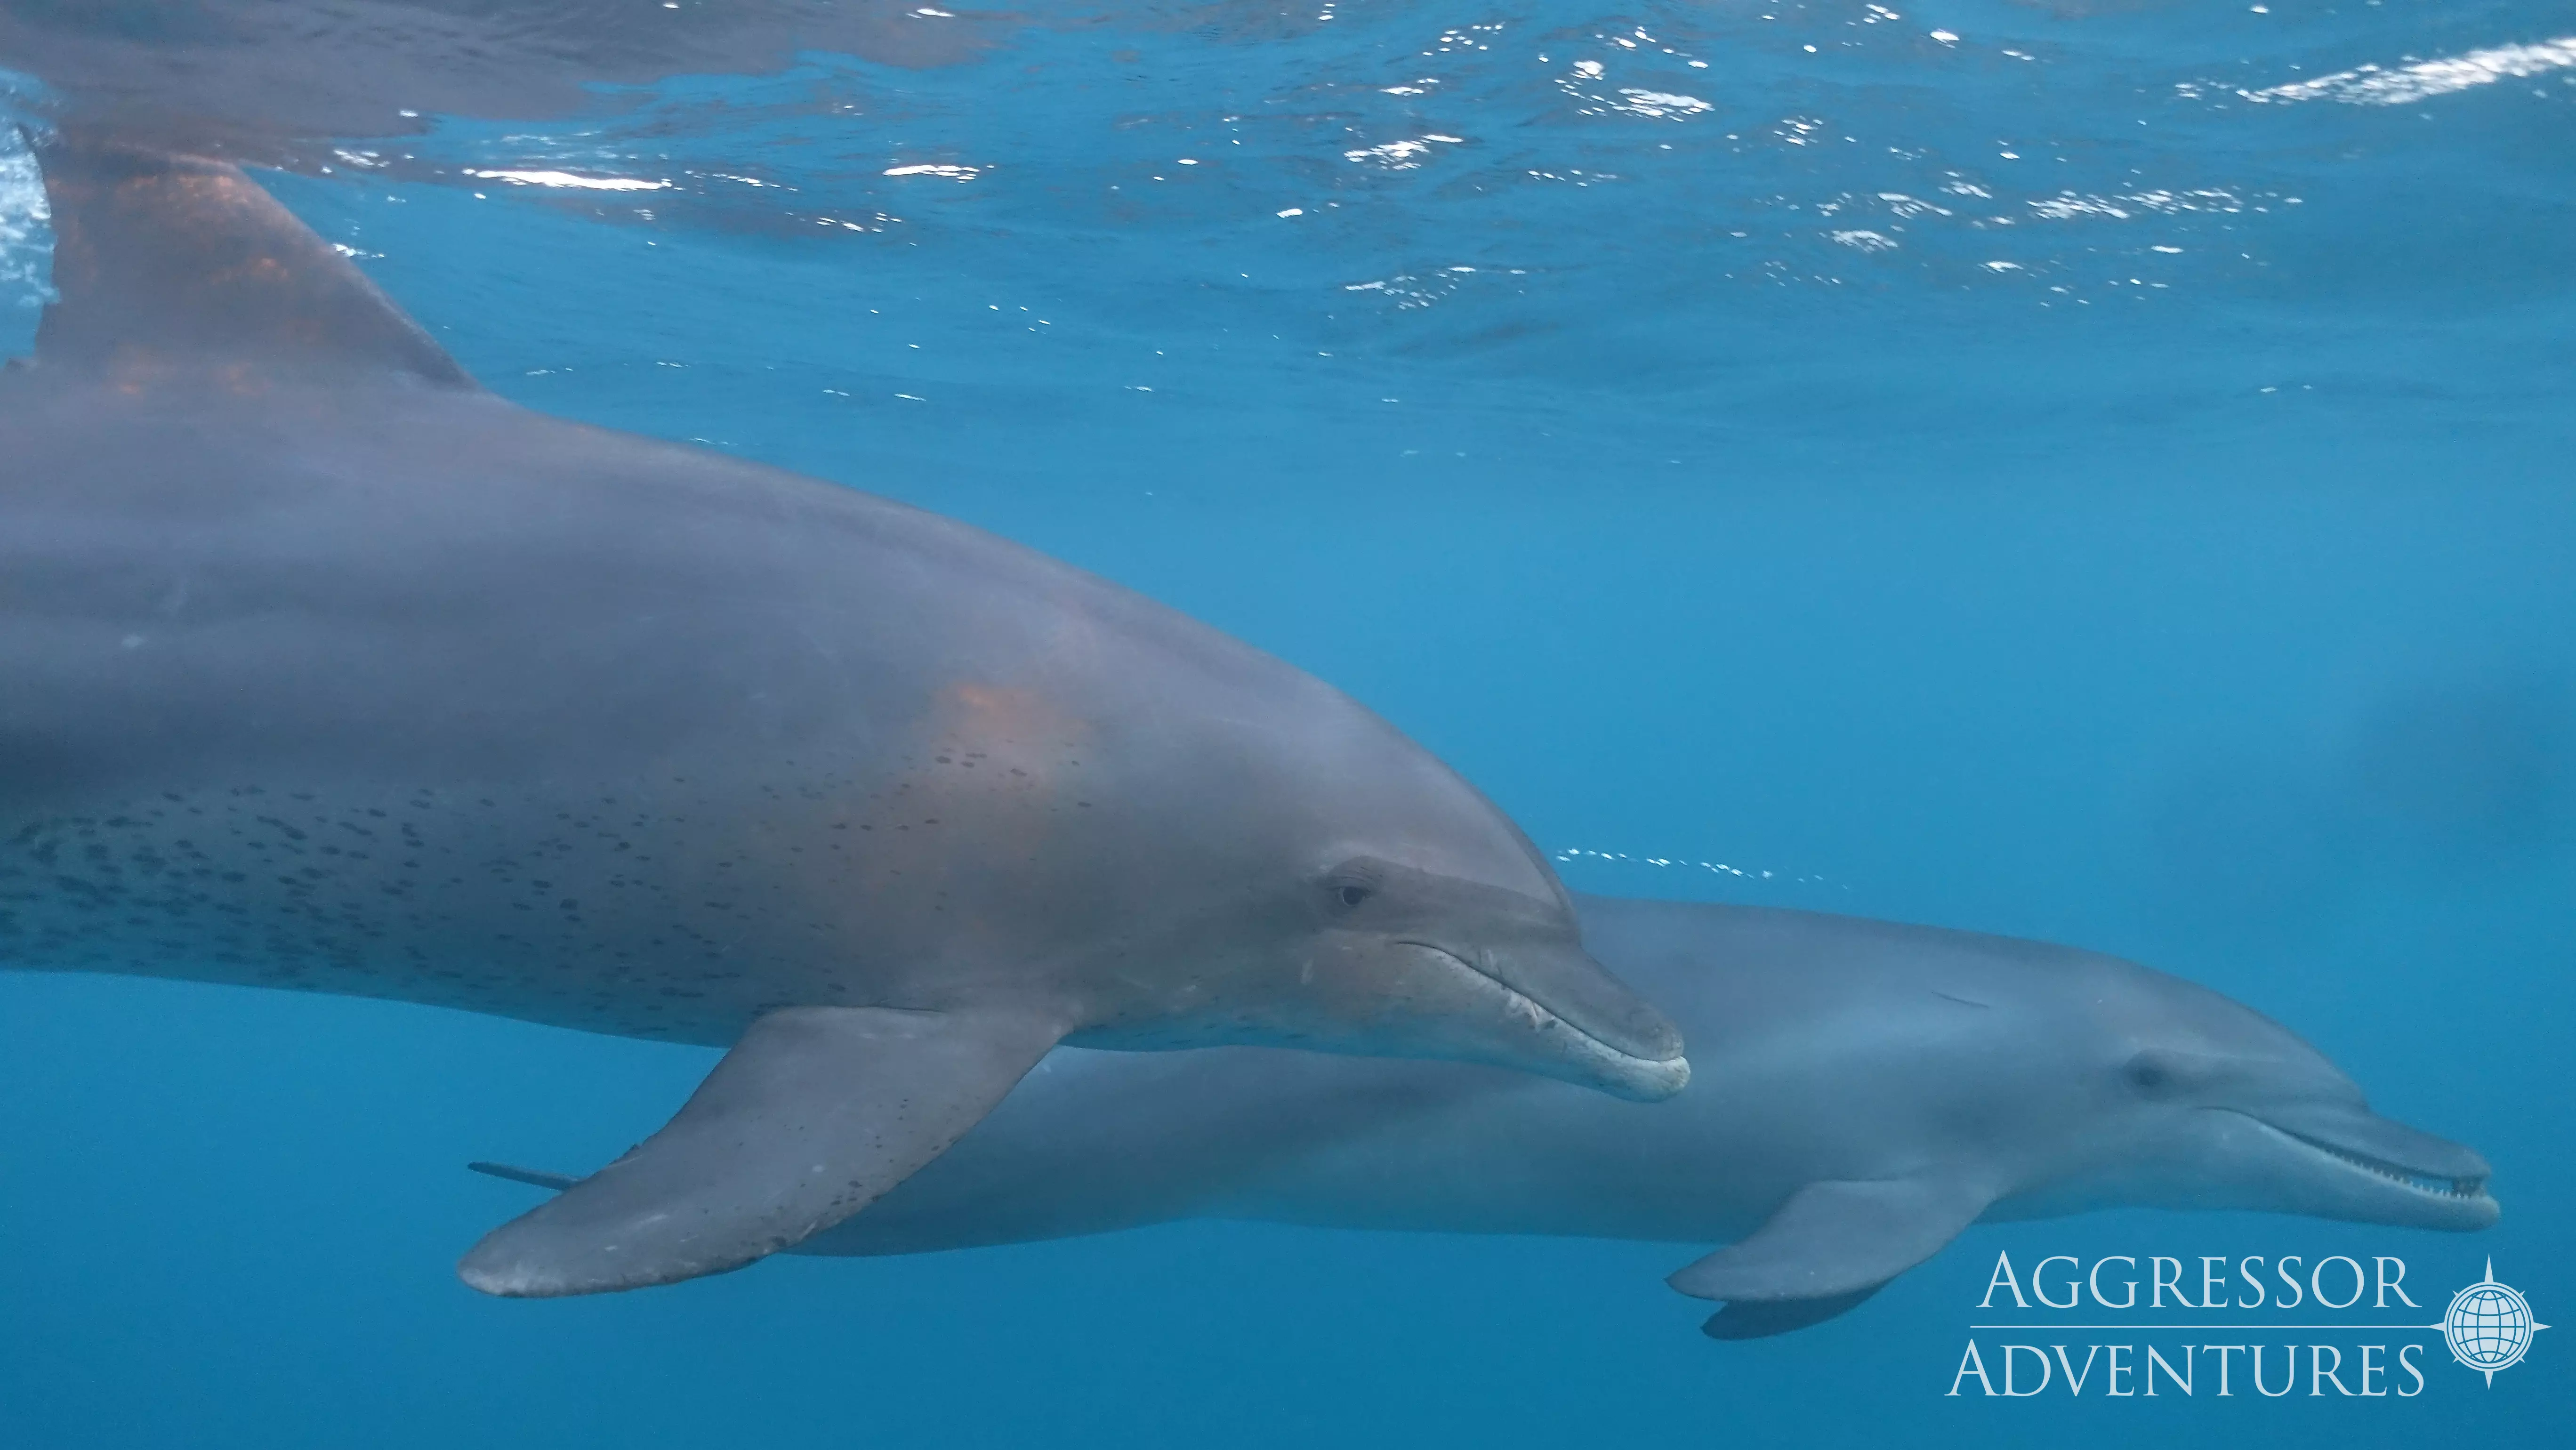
2125,1055,2172,1093
1321,858,1390,912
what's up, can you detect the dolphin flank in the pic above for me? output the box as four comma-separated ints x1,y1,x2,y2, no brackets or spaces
482,895,2495,1337
0,133,1686,1297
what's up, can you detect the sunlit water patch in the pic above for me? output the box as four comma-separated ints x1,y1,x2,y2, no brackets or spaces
8,5,2572,455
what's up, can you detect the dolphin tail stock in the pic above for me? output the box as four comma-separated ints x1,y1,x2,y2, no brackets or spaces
1665,1176,1991,1335
26,125,477,389
458,1005,1068,1297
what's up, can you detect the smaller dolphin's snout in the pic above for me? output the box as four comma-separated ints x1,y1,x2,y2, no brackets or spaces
2231,1097,2499,1229
2257,1100,2494,1188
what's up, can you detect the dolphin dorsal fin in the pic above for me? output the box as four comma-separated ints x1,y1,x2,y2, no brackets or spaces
29,129,475,389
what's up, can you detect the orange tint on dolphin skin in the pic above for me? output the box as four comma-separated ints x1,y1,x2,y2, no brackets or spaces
2,133,1683,1297
905,680,1096,910
932,681,1090,794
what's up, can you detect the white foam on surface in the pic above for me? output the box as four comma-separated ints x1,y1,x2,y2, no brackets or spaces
463,169,671,191
2245,36,2576,105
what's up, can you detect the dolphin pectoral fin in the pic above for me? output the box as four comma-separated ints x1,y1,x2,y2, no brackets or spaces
466,1161,579,1192
456,1004,1066,1297
1699,1285,1884,1341
1665,1177,1990,1304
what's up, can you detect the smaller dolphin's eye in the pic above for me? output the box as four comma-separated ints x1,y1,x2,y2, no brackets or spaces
1336,884,1372,908
2125,1056,2171,1093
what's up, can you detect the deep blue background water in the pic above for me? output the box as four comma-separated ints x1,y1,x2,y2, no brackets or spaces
3,2,2569,1444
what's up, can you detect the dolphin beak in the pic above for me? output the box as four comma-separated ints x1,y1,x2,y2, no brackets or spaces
1404,937,1690,1102
1488,941,1687,1065
2235,1100,2499,1228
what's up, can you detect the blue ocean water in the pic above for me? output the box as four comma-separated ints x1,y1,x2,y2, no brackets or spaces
1,2,2568,1445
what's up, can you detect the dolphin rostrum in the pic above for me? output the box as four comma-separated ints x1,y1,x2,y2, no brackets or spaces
481,895,2495,1336
0,133,1687,1297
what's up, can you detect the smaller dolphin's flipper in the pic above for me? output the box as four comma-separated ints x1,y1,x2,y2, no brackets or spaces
1699,1286,1883,1341
466,1161,579,1192
1665,1177,1990,1303
457,1005,1066,1297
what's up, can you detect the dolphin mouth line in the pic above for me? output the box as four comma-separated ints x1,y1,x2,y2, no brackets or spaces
1390,938,1683,1074
2237,1113,2494,1203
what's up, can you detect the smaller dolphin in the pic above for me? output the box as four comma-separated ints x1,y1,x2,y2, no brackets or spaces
482,895,2500,1337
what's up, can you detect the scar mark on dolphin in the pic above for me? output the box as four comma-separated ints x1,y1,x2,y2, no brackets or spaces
1932,990,1992,1009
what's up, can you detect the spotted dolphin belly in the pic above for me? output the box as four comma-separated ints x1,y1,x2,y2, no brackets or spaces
0,780,860,1044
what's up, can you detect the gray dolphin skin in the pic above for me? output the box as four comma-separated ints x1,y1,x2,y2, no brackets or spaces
0,133,1686,1298
482,894,2495,1337
0,2,979,163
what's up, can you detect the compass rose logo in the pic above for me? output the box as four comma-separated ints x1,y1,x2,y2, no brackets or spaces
2427,1259,2547,1386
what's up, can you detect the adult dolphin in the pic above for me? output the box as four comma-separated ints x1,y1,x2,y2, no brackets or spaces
0,133,1686,1298
485,895,2496,1336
